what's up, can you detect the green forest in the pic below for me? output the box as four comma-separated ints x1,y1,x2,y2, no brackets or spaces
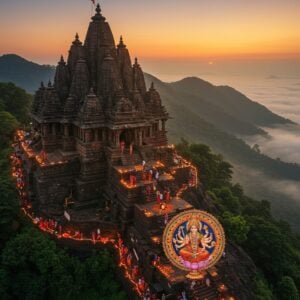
177,141,300,300
0,82,300,299
0,83,126,300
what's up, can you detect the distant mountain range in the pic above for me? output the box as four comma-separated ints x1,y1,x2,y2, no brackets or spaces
0,54,55,93
1,53,300,231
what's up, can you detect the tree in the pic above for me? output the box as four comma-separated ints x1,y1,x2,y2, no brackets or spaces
0,111,18,147
212,186,241,214
222,212,249,244
0,82,32,123
277,276,299,300
0,175,19,240
0,228,126,299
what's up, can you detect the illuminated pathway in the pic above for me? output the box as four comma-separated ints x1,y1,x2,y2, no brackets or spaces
12,131,234,299
11,130,200,299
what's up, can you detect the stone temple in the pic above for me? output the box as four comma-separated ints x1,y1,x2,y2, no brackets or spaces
21,4,231,299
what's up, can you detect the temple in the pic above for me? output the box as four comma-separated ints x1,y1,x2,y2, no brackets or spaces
17,4,233,299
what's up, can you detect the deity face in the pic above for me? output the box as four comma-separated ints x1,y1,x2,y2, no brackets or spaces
190,225,198,234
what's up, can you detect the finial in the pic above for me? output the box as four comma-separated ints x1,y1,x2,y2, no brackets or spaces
59,55,64,63
40,81,44,88
134,57,138,65
72,32,82,46
120,35,124,44
151,82,155,90
95,3,101,15
48,80,52,87
92,3,105,21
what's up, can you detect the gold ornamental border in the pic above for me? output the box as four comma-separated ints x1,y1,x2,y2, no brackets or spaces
162,209,226,272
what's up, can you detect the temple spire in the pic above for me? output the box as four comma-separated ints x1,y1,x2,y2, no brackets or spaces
73,32,82,45
95,3,101,15
92,3,105,21
59,55,65,63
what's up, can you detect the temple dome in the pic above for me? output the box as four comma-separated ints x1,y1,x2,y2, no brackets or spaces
40,84,61,118
84,4,116,89
98,53,122,102
69,59,90,103
78,88,104,124
54,55,70,102
117,36,133,95
67,33,85,77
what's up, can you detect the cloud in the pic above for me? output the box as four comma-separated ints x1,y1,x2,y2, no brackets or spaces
232,164,300,231
245,125,300,164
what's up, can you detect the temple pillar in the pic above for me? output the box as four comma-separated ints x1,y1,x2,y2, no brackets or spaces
138,129,143,146
52,123,56,135
95,129,99,141
64,124,69,137
116,130,120,147
102,129,106,142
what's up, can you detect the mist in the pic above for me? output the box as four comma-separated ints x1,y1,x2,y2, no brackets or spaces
232,164,300,232
245,125,300,164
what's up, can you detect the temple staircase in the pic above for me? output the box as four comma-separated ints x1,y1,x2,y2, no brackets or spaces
186,280,218,300
121,149,141,166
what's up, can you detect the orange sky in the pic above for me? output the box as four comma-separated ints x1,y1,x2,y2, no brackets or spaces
0,0,300,64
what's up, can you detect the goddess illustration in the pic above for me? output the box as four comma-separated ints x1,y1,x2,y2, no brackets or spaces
173,216,215,270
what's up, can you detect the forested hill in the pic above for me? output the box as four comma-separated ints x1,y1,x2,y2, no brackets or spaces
1,82,300,299
0,54,55,93
1,53,300,230
144,73,300,180
169,76,293,128
144,73,300,232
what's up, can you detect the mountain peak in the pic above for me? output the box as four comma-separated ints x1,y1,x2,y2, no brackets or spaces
0,53,55,93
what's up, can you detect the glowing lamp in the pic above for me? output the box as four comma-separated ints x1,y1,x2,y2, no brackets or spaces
160,202,167,210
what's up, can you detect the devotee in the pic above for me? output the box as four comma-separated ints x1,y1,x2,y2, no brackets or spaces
164,213,169,225
206,277,211,287
148,169,153,181
130,143,133,156
120,140,125,154
126,253,132,268
142,171,147,181
160,192,164,203
155,170,159,181
165,190,170,202
156,191,161,204
97,228,101,239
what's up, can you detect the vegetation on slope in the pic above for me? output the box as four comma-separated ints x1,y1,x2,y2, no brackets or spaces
0,54,55,93
177,140,300,300
0,83,126,300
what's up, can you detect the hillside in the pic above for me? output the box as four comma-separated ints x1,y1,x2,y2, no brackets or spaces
170,76,293,128
0,54,55,93
1,54,300,231
144,73,300,231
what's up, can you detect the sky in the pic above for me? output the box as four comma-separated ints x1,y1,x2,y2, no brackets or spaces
0,0,300,66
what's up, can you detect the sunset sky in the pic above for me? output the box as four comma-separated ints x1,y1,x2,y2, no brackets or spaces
1,0,300,64
0,0,300,80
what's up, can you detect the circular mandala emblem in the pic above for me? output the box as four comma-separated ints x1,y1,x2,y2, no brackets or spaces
163,209,225,277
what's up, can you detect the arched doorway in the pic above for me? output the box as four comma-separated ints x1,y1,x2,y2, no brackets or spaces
119,130,133,147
